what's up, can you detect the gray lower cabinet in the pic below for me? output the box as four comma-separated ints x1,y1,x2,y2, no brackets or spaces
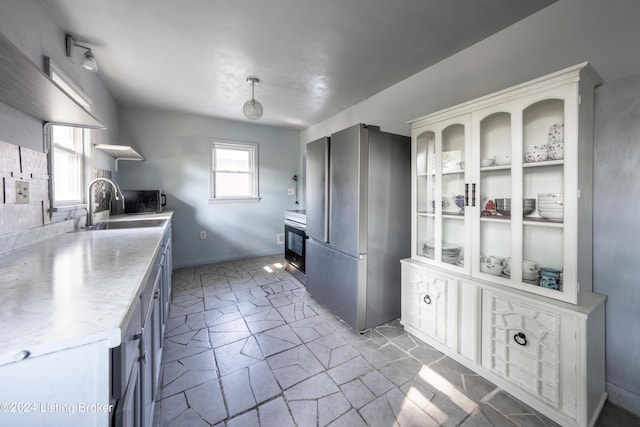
115,359,141,427
113,227,172,427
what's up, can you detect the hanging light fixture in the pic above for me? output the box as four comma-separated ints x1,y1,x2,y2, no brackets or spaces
65,33,98,72
243,77,263,120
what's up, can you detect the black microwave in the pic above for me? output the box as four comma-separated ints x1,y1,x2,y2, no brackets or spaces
123,190,166,213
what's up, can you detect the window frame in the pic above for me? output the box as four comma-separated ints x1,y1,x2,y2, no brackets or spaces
210,139,260,203
49,125,91,208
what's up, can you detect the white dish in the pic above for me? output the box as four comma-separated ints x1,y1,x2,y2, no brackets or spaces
538,205,563,210
480,158,495,167
480,263,503,275
494,154,511,165
548,150,564,160
539,210,564,220
524,150,548,162
538,193,563,199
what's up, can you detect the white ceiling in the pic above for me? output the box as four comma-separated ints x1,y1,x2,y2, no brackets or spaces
45,0,555,130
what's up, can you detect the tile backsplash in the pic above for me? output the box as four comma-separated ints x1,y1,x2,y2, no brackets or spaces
0,141,113,243
0,141,48,235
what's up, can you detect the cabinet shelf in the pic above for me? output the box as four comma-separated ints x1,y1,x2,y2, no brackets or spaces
443,169,465,176
481,165,511,172
480,216,510,223
524,218,564,228
523,160,564,168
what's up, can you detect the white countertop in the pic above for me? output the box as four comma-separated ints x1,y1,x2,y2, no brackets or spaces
0,212,173,364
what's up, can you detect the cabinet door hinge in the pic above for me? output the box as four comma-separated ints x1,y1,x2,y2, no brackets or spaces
578,94,582,104
577,188,581,198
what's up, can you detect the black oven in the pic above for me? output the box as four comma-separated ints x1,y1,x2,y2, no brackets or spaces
284,210,306,284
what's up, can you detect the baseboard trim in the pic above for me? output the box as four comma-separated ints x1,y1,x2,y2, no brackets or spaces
606,382,640,417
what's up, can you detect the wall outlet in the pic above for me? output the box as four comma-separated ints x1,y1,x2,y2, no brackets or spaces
287,188,295,196
277,233,285,244
200,231,206,239
15,180,29,204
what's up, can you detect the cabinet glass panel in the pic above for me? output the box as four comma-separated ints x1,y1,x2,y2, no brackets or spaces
441,124,465,266
522,99,565,291
416,131,435,259
479,112,512,273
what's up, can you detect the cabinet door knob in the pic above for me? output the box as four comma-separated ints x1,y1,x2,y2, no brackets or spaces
471,183,477,207
465,184,469,206
514,332,528,346
423,294,432,305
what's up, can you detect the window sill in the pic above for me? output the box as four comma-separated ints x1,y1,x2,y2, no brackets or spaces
49,204,87,223
208,197,261,204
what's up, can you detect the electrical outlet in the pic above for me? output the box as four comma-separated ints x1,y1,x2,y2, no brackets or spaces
200,231,206,239
15,180,29,204
287,188,295,196
277,233,285,244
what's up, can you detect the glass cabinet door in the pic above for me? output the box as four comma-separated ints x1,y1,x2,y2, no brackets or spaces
415,130,436,262
474,110,513,281
521,97,566,295
414,116,470,272
471,89,574,302
441,123,467,269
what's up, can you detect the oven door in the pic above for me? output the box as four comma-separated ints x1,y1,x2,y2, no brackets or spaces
284,221,306,273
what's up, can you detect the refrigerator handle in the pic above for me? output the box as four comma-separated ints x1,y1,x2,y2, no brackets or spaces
323,139,330,242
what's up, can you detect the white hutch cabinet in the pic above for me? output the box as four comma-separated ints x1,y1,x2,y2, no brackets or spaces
401,63,606,427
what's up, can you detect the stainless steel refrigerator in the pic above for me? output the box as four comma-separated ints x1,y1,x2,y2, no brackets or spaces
305,123,410,332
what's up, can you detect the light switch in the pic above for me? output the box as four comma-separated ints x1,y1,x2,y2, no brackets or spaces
15,180,29,204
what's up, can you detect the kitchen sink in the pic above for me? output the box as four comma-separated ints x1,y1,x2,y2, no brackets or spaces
85,219,167,230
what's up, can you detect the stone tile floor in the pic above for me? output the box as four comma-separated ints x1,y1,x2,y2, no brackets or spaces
154,255,640,427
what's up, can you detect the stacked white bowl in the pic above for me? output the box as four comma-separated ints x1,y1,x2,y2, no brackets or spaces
538,193,564,220
524,144,548,163
548,122,564,160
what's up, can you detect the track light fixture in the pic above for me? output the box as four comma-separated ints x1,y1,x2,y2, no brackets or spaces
65,34,98,72
243,77,263,120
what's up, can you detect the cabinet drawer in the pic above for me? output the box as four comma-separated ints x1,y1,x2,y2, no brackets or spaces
482,292,561,408
402,262,458,349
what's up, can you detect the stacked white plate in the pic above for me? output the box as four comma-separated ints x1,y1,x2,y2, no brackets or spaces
423,241,461,264
502,261,540,285
538,193,564,220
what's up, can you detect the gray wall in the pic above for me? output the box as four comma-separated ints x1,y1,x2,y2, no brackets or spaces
298,0,640,415
116,107,300,267
0,0,119,170
593,74,640,412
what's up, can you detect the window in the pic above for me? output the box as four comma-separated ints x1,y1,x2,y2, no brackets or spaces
50,125,90,206
210,140,259,202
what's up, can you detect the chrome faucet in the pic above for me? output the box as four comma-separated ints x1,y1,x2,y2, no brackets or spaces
86,178,125,227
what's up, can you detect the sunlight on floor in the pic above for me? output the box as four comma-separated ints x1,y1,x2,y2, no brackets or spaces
263,266,274,273
422,364,477,412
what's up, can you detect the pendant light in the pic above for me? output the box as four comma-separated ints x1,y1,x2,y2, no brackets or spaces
243,77,263,120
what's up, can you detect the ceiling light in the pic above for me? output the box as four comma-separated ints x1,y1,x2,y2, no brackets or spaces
243,77,263,120
65,34,98,72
